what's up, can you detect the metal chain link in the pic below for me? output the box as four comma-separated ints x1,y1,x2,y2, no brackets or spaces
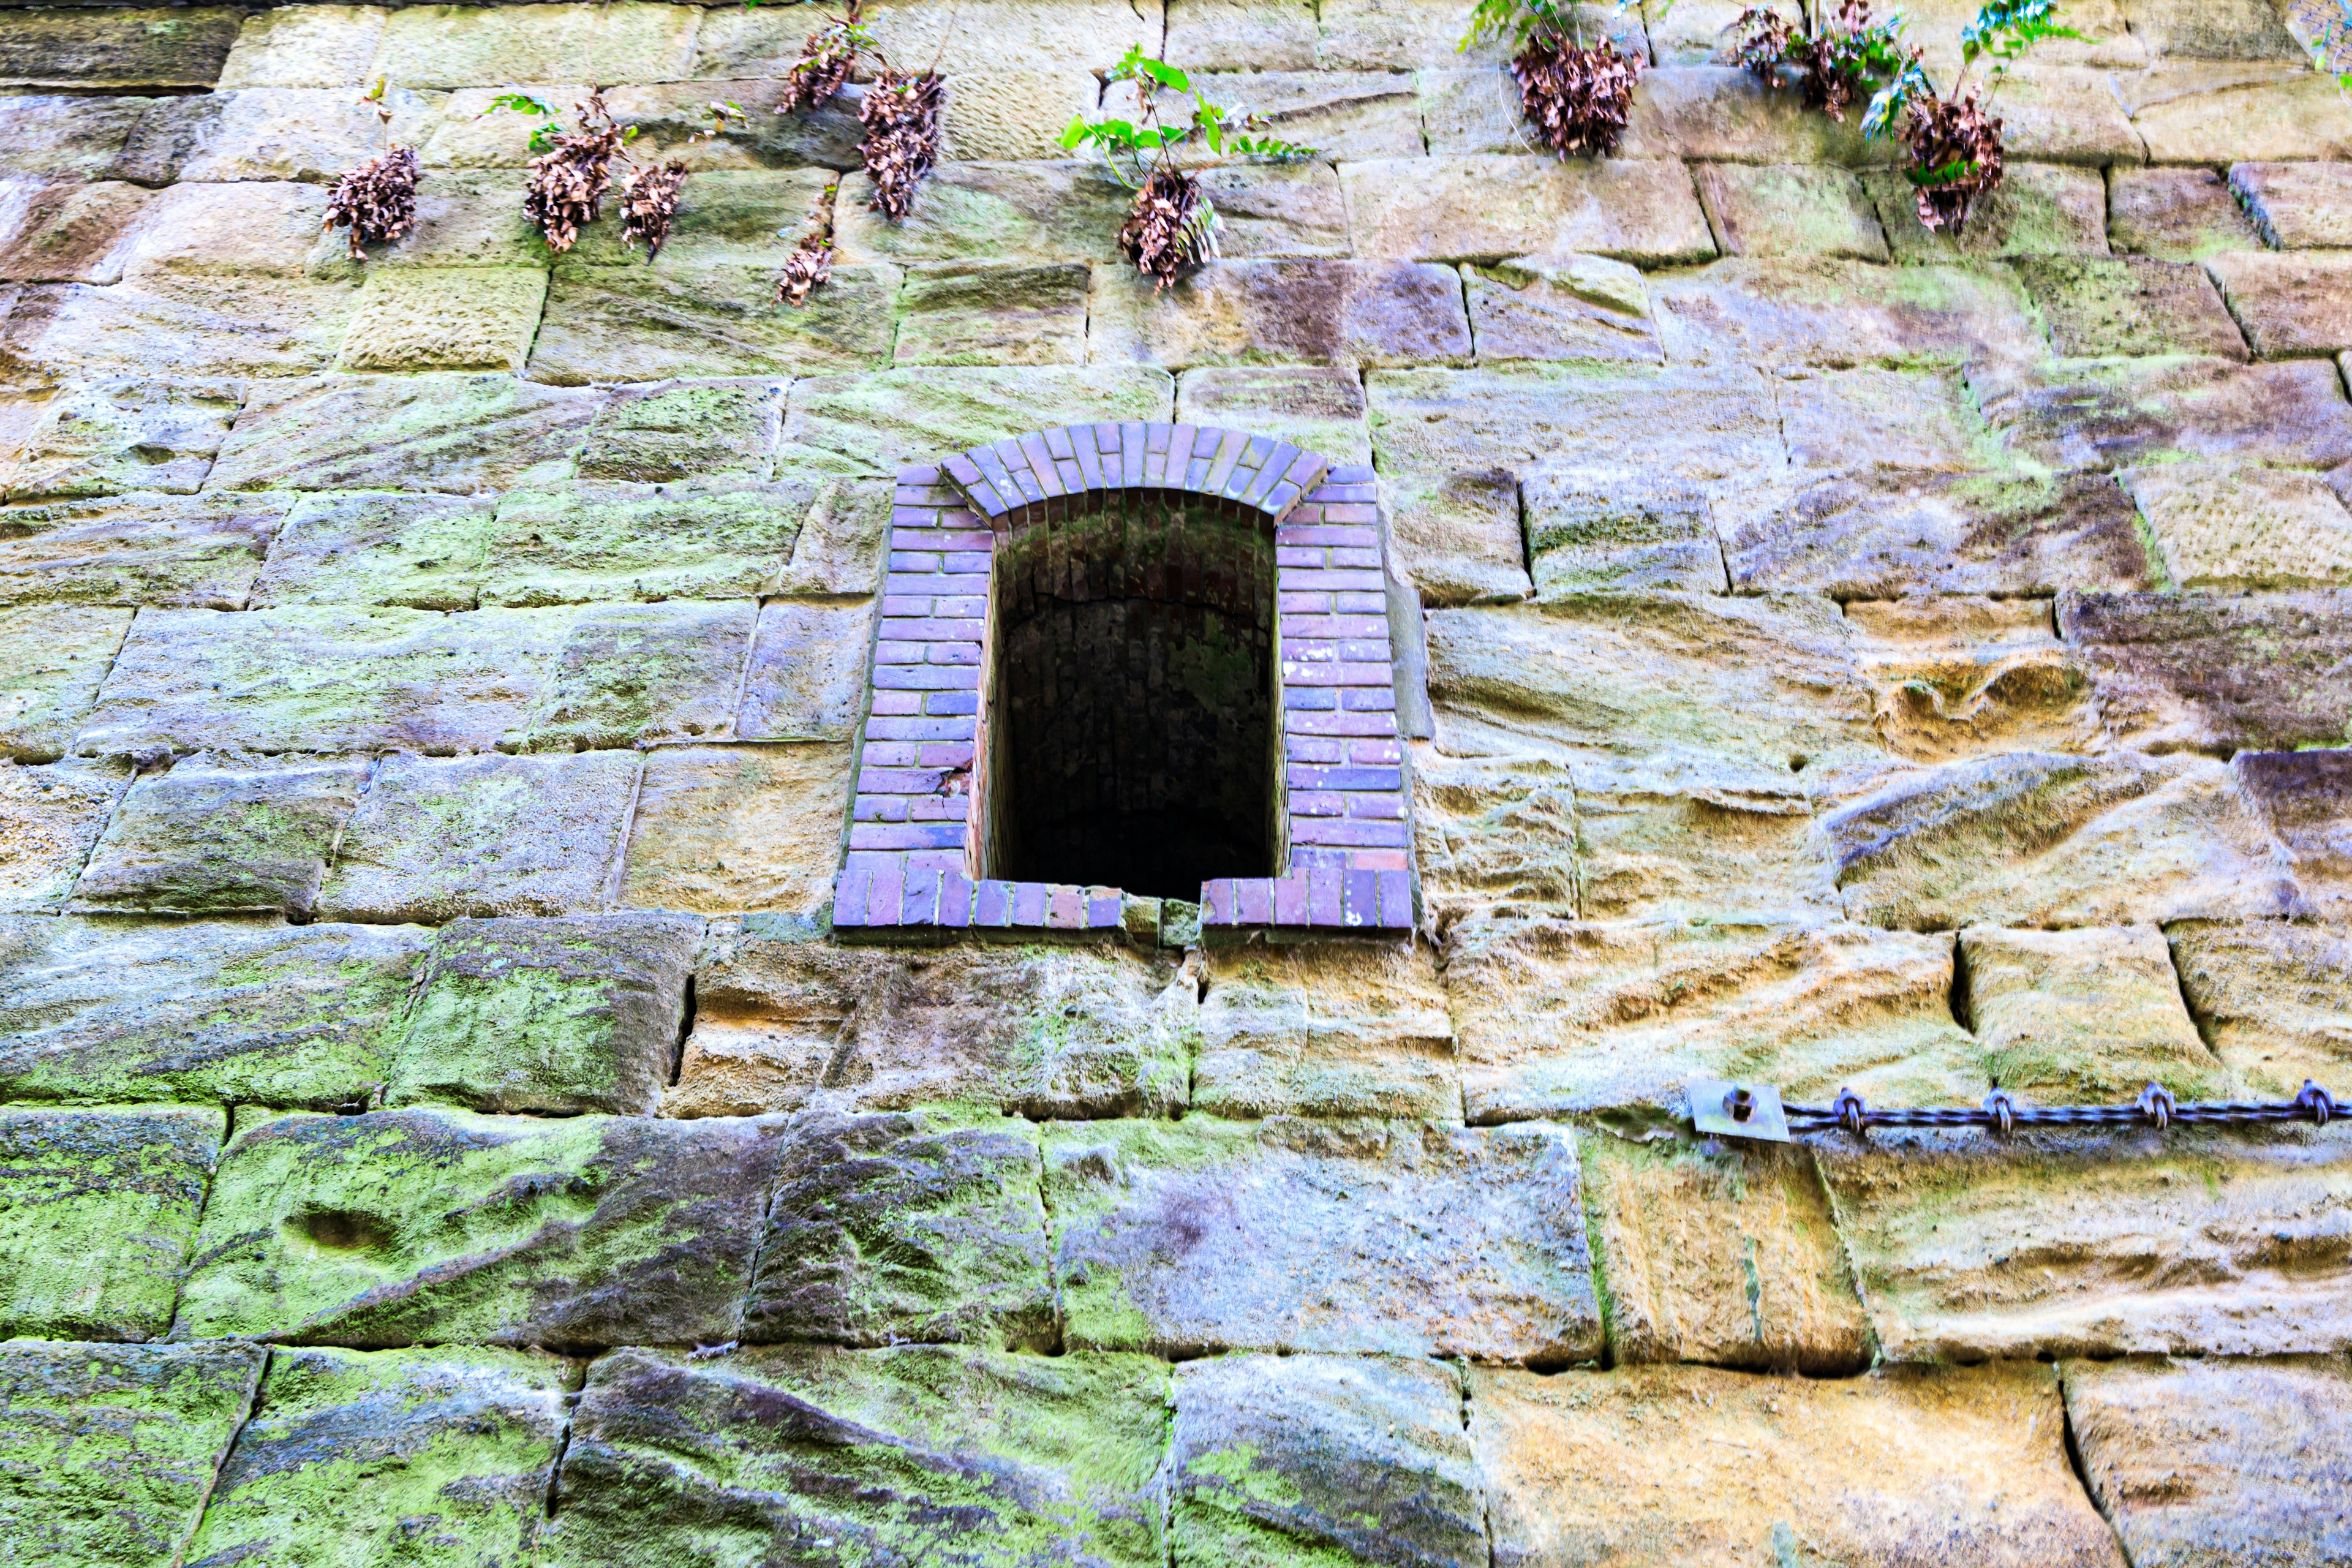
1783,1080,2339,1136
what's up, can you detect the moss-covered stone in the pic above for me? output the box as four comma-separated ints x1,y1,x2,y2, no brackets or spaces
0,756,127,913
0,914,429,1109
0,1104,219,1341
177,1106,788,1349
0,1339,265,1567
206,374,600,494
1959,924,2228,1101
772,475,891,597
2015,255,2249,359
545,1343,1169,1567
480,482,809,608
745,1111,1055,1350
2,379,241,500
2168,920,2352,1099
899,263,1088,367
388,912,700,1117
776,366,1174,475
0,6,244,90
576,378,785,486
69,752,368,917
1866,161,2109,262
529,262,898,386
505,598,756,751
182,1344,571,1568
0,491,289,611
334,266,550,375
1194,940,1458,1119
0,604,131,761
246,491,497,611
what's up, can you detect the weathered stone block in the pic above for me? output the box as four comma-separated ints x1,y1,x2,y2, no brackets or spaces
1825,750,2297,929
1088,258,1472,369
777,366,1174,475
0,491,288,611
1321,0,1551,67
0,179,157,287
1718,468,2152,599
701,0,1155,78
2123,0,2302,59
119,86,437,186
377,1,699,89
1474,1362,2124,1567
2207,250,2352,359
1369,363,1781,487
334,266,549,374
2169,920,2352,1099
1463,252,1663,364
579,377,783,485
107,180,328,282
2015,254,2249,359
546,1344,1169,1568
2108,164,2264,261
1776,364,1996,474
69,753,368,918
2,379,241,500
0,96,153,181
772,475,890,595
1845,595,2099,762
216,5,388,91
0,756,125,912
1692,162,1889,260
0,915,427,1109
1424,596,1883,793
1175,366,1374,466
482,483,803,607
895,262,1088,368
0,603,129,761
0,1340,265,1568
1649,255,2042,367
315,749,641,924
616,742,853,916
208,374,600,494
1410,750,1578,915
1171,1352,1486,1568
1580,1135,1866,1373
180,1106,788,1348
1134,68,1425,160
1342,156,1715,266
1445,912,1983,1120
1521,464,1714,594
1572,775,1841,924
1169,0,1319,70
1820,1125,2352,1360
2231,159,2352,249
672,923,1193,1119
1613,65,1876,164
1385,469,1532,605
300,169,552,272
2061,589,2352,753
939,69,1101,160
1044,1115,1600,1362
2237,748,2352,922
247,490,493,610
531,261,897,385
1194,940,1457,1118
1977,356,2352,472
180,1344,571,1568
387,912,700,1117
560,168,835,270
2124,461,2352,591
0,6,243,91
734,596,872,741
0,1104,217,1341
1866,162,2110,262
1966,62,2146,163
745,1112,1054,1349
1961,924,2225,1101
508,598,755,750
2132,66,2352,163
76,605,572,758
0,275,363,383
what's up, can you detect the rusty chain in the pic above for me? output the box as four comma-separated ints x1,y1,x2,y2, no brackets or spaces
1781,1080,2339,1136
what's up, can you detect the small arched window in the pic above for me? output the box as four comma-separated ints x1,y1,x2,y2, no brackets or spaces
835,423,1415,939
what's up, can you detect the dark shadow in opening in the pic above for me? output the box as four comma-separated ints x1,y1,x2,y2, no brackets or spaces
982,494,1276,900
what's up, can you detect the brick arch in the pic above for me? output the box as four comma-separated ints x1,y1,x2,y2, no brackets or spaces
833,423,1415,941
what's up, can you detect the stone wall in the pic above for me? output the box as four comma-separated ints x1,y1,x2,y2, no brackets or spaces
2,1,2351,1564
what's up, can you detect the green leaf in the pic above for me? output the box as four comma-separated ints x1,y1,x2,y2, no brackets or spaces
1136,56,1191,91
484,91,556,117
1058,113,1093,149
1907,156,1977,186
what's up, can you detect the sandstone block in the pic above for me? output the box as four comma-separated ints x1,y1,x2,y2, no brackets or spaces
1320,0,1553,68
1385,469,1532,605
0,915,427,1109
602,80,867,173
1845,595,2100,761
1866,162,2109,262
0,275,363,383
562,168,835,270
674,922,1193,1119
1131,68,1426,160
579,377,783,484
897,263,1087,367
1961,924,2225,1100
547,1344,1168,1568
1718,467,2152,599
76,605,572,758
1692,162,1889,260
180,1106,788,1348
1474,1361,2124,1567
1171,1352,1486,1568
2065,1355,2352,1568
777,366,1174,475
1978,356,2352,472
1444,912,1984,1120
315,748,641,924
0,179,158,287
2132,67,2352,163
180,1344,570,1568
376,2,699,89
1423,595,1883,792
0,757,125,912
772,475,890,595
1825,750,2297,929
939,69,1102,160
1342,156,1715,266
208,373,600,494
416,83,595,170
1194,939,1457,1118
734,596,873,742
0,1340,265,1568
2169,920,2352,1098
745,1111,1054,1349
69,752,368,918
1410,750,1579,915
1089,258,1472,369
1581,1135,1868,1373
335,265,549,374
1169,0,1319,70
2124,461,2352,590
510,597,755,750
701,0,1155,78
483,482,803,606
247,491,494,609
0,1104,217,1341
2207,249,2352,358
616,742,854,918
2237,748,2352,921
2124,0,2302,59
0,96,152,181
2231,159,2352,249
1819,1125,2352,1360
531,261,897,385
2108,164,2264,261
1521,464,1718,594
217,6,388,91
1967,62,2146,163
1571,775,1841,924
2015,254,2250,359
118,86,437,186
388,911,700,1117
1649,255,2042,367
1774,364,1996,473
1463,252,1662,363
0,491,288,611
2062,589,2352,753
2,379,241,500
1044,1115,1600,1362
1616,64,1877,163
1175,365,1373,466
0,603,129,761
0,6,243,91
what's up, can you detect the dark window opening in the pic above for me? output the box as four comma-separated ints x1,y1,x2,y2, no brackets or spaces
979,495,1277,900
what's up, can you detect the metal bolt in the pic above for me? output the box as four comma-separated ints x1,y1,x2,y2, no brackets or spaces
1726,1086,1755,1123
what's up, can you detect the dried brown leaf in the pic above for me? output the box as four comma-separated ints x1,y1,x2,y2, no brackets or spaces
1905,89,2004,233
323,143,420,260
859,67,943,221
524,92,625,254
620,159,688,259
1511,36,1645,159
1118,165,1215,292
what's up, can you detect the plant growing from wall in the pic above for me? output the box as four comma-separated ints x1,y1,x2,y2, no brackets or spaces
1730,0,1915,121
1458,0,1647,158
323,77,419,260
489,91,740,257
774,1,945,221
777,179,839,306
1060,50,1314,290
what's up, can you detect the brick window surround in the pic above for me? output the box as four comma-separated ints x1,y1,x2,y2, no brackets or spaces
833,422,1417,940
